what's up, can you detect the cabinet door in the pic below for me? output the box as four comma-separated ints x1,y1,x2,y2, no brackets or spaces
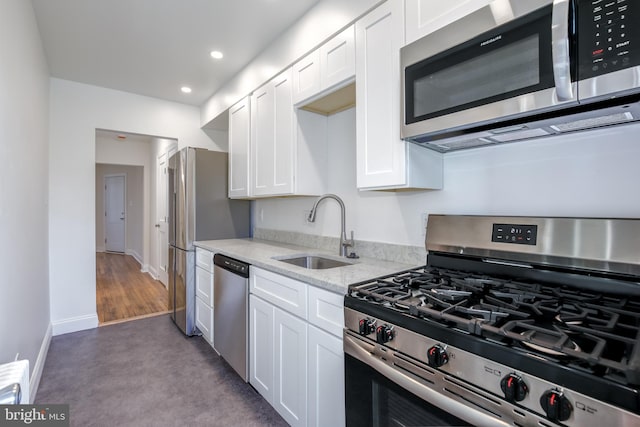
195,266,213,307
405,0,491,45
251,82,275,196
272,70,294,195
320,25,355,90
274,307,308,427
249,295,275,403
308,325,344,427
195,296,213,344
228,97,251,198
251,70,294,196
355,0,407,188
292,50,321,105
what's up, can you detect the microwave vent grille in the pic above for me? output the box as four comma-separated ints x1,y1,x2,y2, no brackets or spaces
550,112,635,132
433,137,496,151
487,127,551,143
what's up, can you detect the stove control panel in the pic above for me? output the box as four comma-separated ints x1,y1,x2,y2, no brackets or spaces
492,223,538,245
427,344,449,367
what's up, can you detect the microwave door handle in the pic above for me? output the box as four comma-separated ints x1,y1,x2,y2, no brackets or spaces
551,0,573,102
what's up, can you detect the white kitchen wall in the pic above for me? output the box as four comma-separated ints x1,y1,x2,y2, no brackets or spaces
95,164,145,263
0,0,51,399
255,108,640,248
49,78,222,335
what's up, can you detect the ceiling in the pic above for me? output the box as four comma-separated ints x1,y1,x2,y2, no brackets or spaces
32,0,322,106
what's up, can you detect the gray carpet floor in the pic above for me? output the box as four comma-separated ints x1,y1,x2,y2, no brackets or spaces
35,314,288,427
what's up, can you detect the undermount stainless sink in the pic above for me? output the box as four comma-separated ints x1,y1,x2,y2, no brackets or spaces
274,255,352,270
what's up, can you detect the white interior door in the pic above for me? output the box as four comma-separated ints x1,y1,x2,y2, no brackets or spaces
105,174,126,253
156,152,169,287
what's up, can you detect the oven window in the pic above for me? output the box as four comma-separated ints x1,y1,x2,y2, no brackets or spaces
413,35,540,118
345,354,470,427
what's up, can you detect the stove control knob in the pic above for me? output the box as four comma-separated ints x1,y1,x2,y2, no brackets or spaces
540,390,572,422
427,344,449,367
500,374,528,402
358,318,376,336
376,325,394,344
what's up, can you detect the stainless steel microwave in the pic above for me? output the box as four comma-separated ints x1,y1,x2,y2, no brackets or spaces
401,0,640,152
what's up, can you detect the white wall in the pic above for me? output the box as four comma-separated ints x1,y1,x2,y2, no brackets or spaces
201,0,381,126
0,0,51,396
49,78,222,335
95,164,145,262
255,108,640,247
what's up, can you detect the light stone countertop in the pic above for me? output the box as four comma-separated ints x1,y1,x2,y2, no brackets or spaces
194,238,423,295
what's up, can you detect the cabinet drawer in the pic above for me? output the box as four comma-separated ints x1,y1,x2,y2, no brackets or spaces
308,286,344,337
195,266,214,306
195,248,213,272
196,296,214,345
250,267,308,319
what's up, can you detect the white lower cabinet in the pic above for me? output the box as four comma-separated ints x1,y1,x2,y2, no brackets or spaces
249,294,274,399
249,267,345,427
308,325,344,427
249,294,307,427
195,248,214,345
274,307,308,426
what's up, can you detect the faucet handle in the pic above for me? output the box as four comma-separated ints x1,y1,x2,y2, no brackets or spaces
346,231,359,259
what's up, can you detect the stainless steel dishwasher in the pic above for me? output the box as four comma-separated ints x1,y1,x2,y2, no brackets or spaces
213,253,250,381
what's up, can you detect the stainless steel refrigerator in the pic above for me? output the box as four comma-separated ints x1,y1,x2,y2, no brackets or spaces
168,147,251,336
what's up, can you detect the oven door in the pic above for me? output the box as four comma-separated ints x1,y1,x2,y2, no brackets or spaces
344,331,511,427
401,0,577,142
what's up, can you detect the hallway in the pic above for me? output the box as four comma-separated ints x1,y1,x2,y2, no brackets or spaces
96,252,168,324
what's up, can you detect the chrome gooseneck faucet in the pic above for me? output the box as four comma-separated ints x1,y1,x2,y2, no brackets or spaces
307,194,356,258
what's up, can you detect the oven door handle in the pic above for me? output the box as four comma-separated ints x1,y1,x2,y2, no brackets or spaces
344,331,511,427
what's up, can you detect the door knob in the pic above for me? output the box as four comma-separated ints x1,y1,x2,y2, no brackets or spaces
155,224,160,228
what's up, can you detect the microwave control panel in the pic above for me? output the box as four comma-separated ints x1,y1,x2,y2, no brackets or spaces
578,0,639,79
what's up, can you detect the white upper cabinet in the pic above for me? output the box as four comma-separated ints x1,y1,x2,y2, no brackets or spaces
251,68,327,198
405,0,492,45
319,25,355,93
252,70,294,196
293,25,355,106
228,97,251,199
292,50,321,106
356,0,443,190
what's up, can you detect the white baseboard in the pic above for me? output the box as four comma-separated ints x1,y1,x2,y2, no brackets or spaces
29,322,52,403
147,265,158,280
51,314,99,336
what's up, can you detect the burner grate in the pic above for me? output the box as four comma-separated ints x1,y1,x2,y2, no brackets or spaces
348,266,640,384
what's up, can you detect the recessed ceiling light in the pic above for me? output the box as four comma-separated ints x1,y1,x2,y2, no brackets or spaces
210,50,224,59
181,86,192,93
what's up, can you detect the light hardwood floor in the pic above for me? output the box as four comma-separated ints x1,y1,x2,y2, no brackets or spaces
96,252,169,325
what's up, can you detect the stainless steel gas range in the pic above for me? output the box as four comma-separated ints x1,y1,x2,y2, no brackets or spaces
344,215,640,427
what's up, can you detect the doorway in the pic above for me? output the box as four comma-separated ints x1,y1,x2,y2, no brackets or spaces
104,174,126,252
